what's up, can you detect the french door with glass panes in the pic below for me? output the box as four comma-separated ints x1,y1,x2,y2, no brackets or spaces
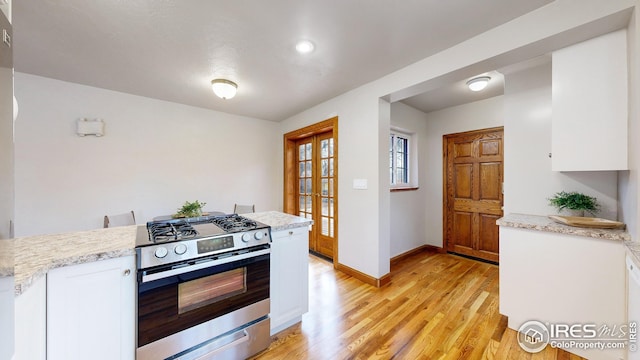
296,131,335,259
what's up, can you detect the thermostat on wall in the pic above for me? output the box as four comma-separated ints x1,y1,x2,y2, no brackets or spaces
76,118,105,137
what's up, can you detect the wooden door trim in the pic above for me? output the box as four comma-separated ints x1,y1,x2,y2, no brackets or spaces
442,126,503,262
283,117,338,264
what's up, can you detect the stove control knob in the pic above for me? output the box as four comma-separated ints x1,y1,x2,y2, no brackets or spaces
254,231,264,240
242,233,251,242
174,244,187,255
154,247,168,258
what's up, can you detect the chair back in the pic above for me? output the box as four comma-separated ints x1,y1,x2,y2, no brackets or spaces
104,210,136,228
233,204,255,214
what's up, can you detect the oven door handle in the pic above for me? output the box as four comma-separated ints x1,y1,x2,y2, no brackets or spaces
141,248,270,283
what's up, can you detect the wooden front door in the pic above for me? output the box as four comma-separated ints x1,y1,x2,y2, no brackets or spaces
444,127,503,263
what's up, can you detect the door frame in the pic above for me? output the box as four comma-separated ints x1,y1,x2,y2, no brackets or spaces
283,116,338,265
442,126,503,261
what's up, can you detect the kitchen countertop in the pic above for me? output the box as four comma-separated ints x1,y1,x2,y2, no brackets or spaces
497,213,631,242
13,211,311,296
499,213,640,271
626,241,640,267
244,211,313,232
0,239,14,277
14,225,137,296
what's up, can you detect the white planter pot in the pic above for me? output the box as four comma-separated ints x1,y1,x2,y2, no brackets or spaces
559,208,585,217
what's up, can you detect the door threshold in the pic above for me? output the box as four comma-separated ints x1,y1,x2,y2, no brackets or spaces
309,250,333,263
448,252,498,266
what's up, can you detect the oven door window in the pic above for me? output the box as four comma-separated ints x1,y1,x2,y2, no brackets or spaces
178,267,247,314
138,253,269,347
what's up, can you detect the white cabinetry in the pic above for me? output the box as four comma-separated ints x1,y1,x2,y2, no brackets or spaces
552,29,628,171
15,275,47,360
270,227,309,335
0,275,14,360
47,256,135,360
628,255,640,360
500,227,625,360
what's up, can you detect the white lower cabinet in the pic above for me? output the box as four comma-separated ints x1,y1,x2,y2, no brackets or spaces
15,275,47,360
47,255,136,360
270,227,309,335
500,227,625,360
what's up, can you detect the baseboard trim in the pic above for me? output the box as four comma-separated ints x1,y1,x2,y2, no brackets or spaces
334,245,445,288
335,262,390,288
378,272,392,287
390,244,445,266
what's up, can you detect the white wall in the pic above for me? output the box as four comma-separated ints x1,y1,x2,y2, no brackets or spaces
0,63,13,240
423,96,504,248
503,61,619,219
278,0,638,279
14,73,280,236
389,102,428,257
277,91,388,277
620,8,639,239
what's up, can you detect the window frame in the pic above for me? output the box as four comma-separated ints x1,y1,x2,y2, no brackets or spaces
389,127,418,190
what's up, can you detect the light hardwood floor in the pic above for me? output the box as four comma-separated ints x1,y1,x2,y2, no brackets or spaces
253,250,584,360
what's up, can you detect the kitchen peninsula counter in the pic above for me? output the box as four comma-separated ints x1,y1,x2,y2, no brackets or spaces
14,225,137,295
498,213,627,359
14,211,311,296
244,211,313,231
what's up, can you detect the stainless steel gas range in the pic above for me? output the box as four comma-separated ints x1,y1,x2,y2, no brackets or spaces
135,214,272,360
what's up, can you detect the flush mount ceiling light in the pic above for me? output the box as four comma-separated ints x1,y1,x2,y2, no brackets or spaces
466,76,491,92
211,79,238,99
295,40,315,54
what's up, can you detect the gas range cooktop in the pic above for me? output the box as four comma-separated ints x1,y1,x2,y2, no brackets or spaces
135,213,272,269
136,214,265,246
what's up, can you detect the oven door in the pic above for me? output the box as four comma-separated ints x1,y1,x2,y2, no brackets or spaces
137,246,270,358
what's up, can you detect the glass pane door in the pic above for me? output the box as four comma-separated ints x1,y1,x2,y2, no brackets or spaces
295,132,335,259
296,139,313,221
318,133,335,239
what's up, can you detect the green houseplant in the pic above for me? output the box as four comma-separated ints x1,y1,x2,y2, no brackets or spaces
173,200,207,218
548,191,600,216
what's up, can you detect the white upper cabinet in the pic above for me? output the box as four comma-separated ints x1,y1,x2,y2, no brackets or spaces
552,29,628,171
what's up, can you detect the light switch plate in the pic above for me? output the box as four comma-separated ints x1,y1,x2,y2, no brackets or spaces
353,179,368,190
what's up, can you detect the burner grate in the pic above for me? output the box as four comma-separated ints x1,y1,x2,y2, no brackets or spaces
148,220,198,242
209,214,258,232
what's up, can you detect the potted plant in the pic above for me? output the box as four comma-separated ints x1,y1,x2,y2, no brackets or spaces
173,200,207,218
548,191,600,217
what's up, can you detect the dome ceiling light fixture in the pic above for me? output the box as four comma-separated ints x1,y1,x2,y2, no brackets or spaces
466,76,491,92
295,40,315,54
211,79,238,99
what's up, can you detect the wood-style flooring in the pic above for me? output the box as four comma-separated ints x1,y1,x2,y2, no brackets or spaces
252,250,584,360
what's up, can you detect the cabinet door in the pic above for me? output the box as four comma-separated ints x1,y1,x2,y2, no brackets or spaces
552,29,628,171
15,275,47,360
270,227,309,334
47,256,135,360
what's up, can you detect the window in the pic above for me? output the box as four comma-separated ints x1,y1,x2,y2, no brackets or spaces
390,131,410,187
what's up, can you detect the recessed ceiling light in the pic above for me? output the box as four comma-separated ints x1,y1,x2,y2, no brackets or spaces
466,76,491,92
295,40,315,54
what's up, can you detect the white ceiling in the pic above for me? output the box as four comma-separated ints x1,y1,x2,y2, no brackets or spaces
12,0,552,121
401,71,505,114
